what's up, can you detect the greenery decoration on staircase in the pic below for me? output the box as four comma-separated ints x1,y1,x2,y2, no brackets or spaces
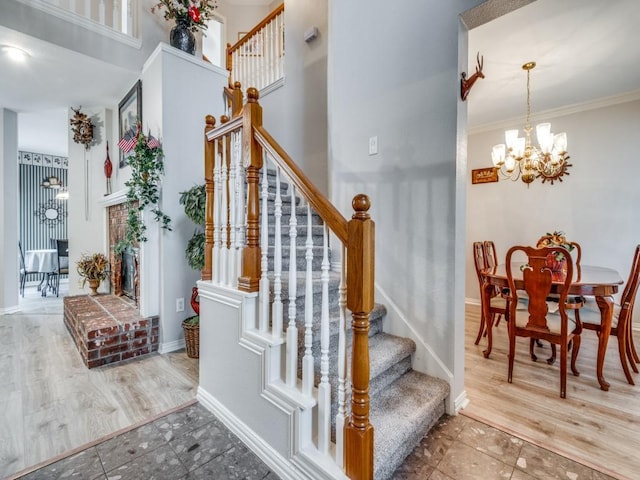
115,131,172,254
179,184,205,270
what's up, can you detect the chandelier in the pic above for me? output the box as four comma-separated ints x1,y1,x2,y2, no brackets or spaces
491,62,571,185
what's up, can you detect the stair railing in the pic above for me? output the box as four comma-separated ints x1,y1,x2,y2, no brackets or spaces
204,87,375,480
226,3,284,93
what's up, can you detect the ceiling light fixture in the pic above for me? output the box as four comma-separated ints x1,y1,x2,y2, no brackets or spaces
1,45,30,63
490,62,571,185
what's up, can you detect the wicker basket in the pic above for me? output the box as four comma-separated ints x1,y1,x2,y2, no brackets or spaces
182,317,199,359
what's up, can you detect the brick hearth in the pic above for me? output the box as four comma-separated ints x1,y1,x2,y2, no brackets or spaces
64,294,159,369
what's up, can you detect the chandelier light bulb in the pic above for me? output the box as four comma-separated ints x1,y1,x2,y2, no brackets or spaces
492,144,506,167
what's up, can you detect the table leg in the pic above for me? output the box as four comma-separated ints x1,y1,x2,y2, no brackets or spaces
482,282,495,359
595,295,614,391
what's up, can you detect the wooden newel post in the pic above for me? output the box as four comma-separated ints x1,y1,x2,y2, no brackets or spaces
231,82,243,118
345,193,375,480
203,115,216,281
238,87,263,292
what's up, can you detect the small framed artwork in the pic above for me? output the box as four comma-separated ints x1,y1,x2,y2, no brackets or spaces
238,31,263,56
471,167,499,184
118,80,142,168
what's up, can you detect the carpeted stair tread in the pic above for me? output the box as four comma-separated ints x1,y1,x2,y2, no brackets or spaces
371,370,449,480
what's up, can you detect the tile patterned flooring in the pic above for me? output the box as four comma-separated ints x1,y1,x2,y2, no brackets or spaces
13,403,616,480
3,285,617,480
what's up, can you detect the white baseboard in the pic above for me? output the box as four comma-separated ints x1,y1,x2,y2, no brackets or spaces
454,389,469,413
0,305,20,315
158,339,185,354
197,387,305,480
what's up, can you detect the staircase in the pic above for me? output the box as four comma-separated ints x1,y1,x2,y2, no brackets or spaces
267,172,449,479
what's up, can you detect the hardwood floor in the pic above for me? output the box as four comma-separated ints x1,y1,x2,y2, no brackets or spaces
463,304,640,480
0,284,199,479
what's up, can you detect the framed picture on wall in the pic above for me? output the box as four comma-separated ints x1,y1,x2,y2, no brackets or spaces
118,80,142,168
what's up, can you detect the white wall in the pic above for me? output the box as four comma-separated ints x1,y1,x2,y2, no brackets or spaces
328,0,485,411
67,107,113,296
260,0,328,194
466,99,640,310
0,109,20,313
139,45,228,351
216,1,272,46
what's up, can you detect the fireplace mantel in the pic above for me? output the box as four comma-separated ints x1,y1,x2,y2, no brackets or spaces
99,189,128,207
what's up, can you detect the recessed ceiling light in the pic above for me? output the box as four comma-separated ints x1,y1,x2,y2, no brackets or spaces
1,45,30,63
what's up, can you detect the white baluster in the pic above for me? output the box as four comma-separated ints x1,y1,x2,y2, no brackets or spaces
318,224,331,454
220,135,229,286
126,0,133,36
69,0,77,14
227,132,237,287
265,21,271,86
335,245,347,467
302,203,314,396
259,156,270,333
271,168,283,341
260,29,266,89
213,145,222,284
285,182,298,388
98,0,105,24
84,0,91,20
234,131,244,286
112,0,120,31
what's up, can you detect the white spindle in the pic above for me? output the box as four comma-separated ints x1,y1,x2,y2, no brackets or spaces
302,203,314,396
228,133,238,287
335,246,347,467
126,0,133,36
318,224,331,454
271,168,283,340
220,135,229,286
285,183,298,387
259,157,270,333
234,132,244,286
260,29,266,89
112,0,120,31
84,0,91,19
213,145,222,283
69,0,77,14
266,21,272,86
98,0,105,24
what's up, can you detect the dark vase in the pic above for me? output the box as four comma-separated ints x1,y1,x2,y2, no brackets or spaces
170,18,196,55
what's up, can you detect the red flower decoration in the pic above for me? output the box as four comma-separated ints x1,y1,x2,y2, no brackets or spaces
188,5,201,23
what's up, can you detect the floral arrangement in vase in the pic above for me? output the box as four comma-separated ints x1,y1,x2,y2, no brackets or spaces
76,252,110,295
536,230,574,270
152,0,218,33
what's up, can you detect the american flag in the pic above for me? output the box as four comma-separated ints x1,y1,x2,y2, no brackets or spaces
146,134,161,150
118,127,138,153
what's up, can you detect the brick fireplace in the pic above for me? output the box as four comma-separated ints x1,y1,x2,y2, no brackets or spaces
108,201,139,301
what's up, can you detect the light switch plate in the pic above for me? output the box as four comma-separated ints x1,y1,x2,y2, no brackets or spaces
369,136,378,155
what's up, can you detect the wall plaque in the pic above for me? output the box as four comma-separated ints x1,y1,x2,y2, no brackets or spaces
471,167,498,184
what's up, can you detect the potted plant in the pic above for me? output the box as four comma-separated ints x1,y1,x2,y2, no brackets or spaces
179,184,205,358
76,252,110,296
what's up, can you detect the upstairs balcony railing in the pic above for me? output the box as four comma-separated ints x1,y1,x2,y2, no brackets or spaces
226,3,284,93
19,0,137,40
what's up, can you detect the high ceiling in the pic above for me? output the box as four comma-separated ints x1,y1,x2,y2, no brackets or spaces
467,0,640,129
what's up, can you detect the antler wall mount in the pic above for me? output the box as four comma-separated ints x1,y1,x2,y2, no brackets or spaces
460,52,485,101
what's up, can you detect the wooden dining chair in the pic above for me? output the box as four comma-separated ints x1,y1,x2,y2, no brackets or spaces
473,241,507,345
483,240,507,329
505,245,583,398
575,244,640,385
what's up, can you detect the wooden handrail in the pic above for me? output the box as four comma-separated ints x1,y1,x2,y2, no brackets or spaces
227,3,284,58
206,115,243,141
223,82,244,118
254,125,349,244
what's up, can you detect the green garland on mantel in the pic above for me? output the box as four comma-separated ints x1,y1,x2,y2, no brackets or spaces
114,131,172,255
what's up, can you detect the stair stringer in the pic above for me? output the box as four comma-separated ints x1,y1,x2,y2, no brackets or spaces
374,283,469,414
196,281,348,480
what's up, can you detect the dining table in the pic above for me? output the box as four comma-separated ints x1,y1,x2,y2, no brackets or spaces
481,263,624,391
24,248,62,296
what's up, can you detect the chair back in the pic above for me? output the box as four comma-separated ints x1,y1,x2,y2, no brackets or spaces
484,241,498,270
56,239,69,272
473,241,487,282
619,244,640,317
569,241,582,280
506,245,575,331
18,241,26,271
